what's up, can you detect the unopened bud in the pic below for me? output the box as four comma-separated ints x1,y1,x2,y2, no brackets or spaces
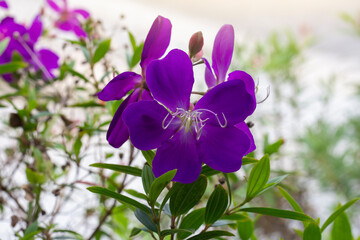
9,113,22,128
188,31,203,60
11,215,19,227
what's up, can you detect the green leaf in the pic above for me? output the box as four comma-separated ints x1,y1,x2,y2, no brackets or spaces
201,165,220,177
242,157,259,165
160,229,193,237
73,136,82,157
128,31,137,50
142,165,155,194
0,37,10,56
92,39,111,64
141,150,155,166
239,207,314,222
134,208,157,232
221,213,250,222
170,175,207,216
159,183,181,213
186,230,234,240
80,45,91,62
148,169,176,205
0,61,27,74
278,186,304,213
320,198,359,232
255,174,288,197
69,101,103,108
264,138,284,155
87,186,150,214
178,208,205,239
303,222,321,240
246,154,270,200
204,185,228,225
124,189,148,201
130,43,143,68
90,163,142,177
24,221,38,236
130,227,142,237
331,212,352,240
25,168,45,184
237,216,254,240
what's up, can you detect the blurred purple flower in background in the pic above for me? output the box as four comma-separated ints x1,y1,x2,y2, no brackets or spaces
123,49,257,183
0,16,59,81
97,16,171,148
46,0,90,38
0,0,8,9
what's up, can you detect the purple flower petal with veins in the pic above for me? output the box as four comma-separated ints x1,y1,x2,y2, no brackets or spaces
140,16,171,75
97,16,172,148
123,49,256,183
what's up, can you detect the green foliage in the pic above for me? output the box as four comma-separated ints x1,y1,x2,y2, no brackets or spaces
178,208,205,239
239,207,314,222
0,61,27,74
87,186,151,214
320,198,359,232
170,175,207,216
237,214,254,240
92,39,111,64
142,164,156,194
134,208,157,232
91,163,142,177
204,185,228,226
303,222,321,240
246,154,270,201
148,169,176,206
331,211,352,240
186,230,234,240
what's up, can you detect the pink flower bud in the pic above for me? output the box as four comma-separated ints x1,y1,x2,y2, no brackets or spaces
188,31,203,60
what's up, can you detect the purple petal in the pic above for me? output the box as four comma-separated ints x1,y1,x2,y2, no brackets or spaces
235,122,256,154
73,9,90,19
0,0,8,9
37,49,59,80
140,16,171,74
107,90,139,148
97,72,142,101
195,79,256,126
203,58,217,88
123,100,181,150
28,15,43,43
72,24,87,38
153,128,201,183
228,70,256,101
56,21,72,31
198,124,250,173
146,49,194,112
47,0,61,12
212,24,234,83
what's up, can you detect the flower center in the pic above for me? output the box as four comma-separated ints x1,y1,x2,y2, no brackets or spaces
162,107,227,140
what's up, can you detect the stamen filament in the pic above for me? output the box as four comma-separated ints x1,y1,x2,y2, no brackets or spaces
15,33,53,80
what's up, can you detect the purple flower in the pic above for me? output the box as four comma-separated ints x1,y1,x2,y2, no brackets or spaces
0,16,59,81
204,24,235,88
0,0,8,9
97,16,171,148
122,49,257,183
46,0,90,38
204,24,256,153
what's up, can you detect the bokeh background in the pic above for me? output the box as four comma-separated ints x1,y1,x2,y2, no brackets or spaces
1,0,360,239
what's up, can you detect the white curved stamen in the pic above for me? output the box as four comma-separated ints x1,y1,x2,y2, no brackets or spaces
192,108,228,128
161,107,228,140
